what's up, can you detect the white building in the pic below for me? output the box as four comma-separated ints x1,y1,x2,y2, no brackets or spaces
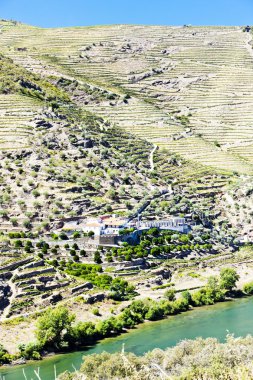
138,218,187,233
83,216,128,236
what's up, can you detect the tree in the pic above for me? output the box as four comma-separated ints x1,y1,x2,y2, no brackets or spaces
14,239,23,248
94,251,102,264
109,278,135,301
73,231,81,239
151,247,160,256
67,322,96,346
80,249,87,257
219,268,239,292
96,318,114,337
181,290,192,305
59,232,69,240
164,288,176,301
35,307,75,349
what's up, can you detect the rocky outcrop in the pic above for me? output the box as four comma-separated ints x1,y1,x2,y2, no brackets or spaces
0,281,10,310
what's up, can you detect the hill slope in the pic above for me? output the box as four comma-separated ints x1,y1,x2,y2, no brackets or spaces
0,20,252,322
0,21,253,173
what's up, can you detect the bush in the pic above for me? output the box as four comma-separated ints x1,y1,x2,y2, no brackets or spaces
181,290,193,305
23,219,32,229
243,281,253,295
109,278,136,301
59,232,69,240
220,268,239,292
66,322,96,347
72,231,81,239
94,251,102,264
164,288,176,301
62,335,253,380
18,342,42,360
0,344,11,365
145,305,164,321
92,308,100,316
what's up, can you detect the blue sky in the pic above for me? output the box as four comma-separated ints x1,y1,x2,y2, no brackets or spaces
1,0,253,27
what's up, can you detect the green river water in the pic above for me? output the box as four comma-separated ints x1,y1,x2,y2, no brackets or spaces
1,296,253,380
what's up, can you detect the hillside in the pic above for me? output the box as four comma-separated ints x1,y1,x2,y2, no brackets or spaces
0,21,253,173
0,20,252,336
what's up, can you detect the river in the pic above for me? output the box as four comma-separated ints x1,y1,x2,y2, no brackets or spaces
1,296,253,380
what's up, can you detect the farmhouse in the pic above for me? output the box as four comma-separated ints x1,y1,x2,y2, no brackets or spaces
83,215,128,236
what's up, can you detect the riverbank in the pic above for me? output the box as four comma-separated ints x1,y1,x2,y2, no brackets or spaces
0,289,251,369
2,253,253,356
2,296,253,380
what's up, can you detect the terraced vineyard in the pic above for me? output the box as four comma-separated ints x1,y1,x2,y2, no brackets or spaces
0,94,41,150
0,19,253,351
0,22,253,173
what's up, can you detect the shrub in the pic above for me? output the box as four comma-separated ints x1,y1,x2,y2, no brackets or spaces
220,268,239,292
18,342,42,360
23,219,32,229
66,322,96,347
0,344,11,365
145,304,164,321
164,288,176,301
73,231,81,239
92,308,100,316
94,251,102,264
59,232,69,240
243,281,253,295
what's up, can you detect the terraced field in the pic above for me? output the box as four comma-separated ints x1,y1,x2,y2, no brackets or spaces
0,20,253,328
0,22,253,173
0,94,40,150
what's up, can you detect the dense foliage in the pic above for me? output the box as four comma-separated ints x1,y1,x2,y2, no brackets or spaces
64,262,136,300
0,268,245,365
109,228,213,261
58,335,253,380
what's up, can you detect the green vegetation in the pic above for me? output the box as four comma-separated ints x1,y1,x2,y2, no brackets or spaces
0,268,240,364
243,281,253,295
0,54,70,104
36,306,75,349
109,228,213,261
64,262,135,300
219,267,239,292
0,22,253,374
0,344,11,365
58,335,253,380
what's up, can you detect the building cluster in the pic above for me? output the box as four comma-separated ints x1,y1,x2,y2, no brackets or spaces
79,215,188,236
